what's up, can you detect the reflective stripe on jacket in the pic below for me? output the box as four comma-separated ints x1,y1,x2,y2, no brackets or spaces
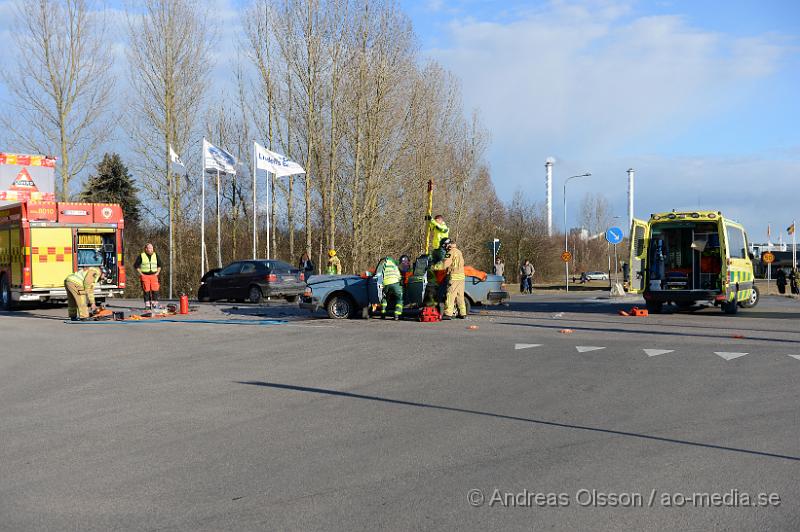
382,260,401,285
429,219,449,249
65,268,100,305
140,252,159,274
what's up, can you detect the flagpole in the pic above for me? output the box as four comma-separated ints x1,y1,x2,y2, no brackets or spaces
216,167,222,269
252,143,257,260
793,220,797,271
201,139,206,275
168,152,173,301
267,172,271,260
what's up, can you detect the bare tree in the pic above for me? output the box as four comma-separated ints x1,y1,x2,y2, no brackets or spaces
2,0,114,199
126,0,213,296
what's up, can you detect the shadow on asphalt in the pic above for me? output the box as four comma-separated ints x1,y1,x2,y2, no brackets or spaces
495,321,800,344
0,310,66,321
236,380,800,463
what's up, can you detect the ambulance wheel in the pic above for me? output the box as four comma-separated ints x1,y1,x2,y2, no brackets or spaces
740,286,759,308
0,275,15,311
645,301,663,314
326,294,354,319
722,300,739,314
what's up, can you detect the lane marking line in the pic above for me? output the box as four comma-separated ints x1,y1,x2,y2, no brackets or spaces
788,355,800,361
644,349,675,357
576,346,606,353
514,343,543,350
715,351,749,361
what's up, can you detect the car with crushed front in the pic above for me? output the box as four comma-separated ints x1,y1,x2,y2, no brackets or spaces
300,255,509,319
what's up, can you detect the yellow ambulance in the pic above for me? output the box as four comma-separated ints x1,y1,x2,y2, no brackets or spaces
628,211,758,314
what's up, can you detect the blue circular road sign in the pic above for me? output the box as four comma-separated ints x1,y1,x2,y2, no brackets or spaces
605,227,624,244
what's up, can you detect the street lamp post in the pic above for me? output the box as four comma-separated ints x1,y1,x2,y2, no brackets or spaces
564,173,591,292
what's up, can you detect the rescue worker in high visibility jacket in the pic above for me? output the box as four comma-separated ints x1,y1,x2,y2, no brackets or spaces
431,238,467,319
426,214,449,262
377,256,403,320
134,243,161,309
64,266,103,320
326,249,342,275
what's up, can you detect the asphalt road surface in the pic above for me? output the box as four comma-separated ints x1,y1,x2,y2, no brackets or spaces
1,292,799,531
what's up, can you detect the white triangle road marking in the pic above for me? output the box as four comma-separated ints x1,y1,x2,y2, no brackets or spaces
576,346,606,353
788,355,800,361
715,351,749,361
644,349,675,357
514,343,542,350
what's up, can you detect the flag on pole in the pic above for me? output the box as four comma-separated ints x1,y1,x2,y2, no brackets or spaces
788,222,796,236
254,142,305,176
203,138,237,174
169,145,185,167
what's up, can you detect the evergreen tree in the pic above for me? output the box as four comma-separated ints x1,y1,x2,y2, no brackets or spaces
80,153,141,224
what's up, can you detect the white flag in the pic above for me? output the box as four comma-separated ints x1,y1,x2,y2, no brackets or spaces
254,141,305,176
203,138,237,174
169,145,185,167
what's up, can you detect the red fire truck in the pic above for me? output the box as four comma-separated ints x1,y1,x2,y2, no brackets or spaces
0,201,126,309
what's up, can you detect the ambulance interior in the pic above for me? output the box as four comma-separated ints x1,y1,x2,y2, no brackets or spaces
647,222,722,292
76,230,118,284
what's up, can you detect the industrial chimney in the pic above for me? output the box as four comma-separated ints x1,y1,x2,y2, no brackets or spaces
627,168,635,232
545,159,554,237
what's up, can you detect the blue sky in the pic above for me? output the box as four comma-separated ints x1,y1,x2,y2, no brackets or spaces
1,0,798,241
400,0,800,241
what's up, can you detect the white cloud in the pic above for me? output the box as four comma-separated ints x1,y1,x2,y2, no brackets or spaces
426,0,793,235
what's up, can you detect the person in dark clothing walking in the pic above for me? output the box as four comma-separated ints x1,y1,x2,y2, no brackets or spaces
299,252,315,280
519,260,534,294
776,268,787,295
790,268,800,295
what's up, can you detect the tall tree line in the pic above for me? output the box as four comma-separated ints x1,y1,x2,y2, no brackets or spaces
1,0,618,294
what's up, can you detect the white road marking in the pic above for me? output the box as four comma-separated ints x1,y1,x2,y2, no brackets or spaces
575,346,606,353
643,349,675,357
514,343,542,350
788,355,800,361
715,351,749,361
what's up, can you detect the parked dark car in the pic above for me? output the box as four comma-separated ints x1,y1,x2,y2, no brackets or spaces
197,260,305,304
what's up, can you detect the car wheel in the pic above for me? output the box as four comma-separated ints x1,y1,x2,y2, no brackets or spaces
248,286,263,304
645,301,663,314
464,296,472,315
326,294,354,319
284,295,298,303
740,285,759,308
198,289,210,302
722,299,739,314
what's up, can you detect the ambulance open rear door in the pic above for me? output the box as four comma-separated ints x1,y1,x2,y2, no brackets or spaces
628,219,649,294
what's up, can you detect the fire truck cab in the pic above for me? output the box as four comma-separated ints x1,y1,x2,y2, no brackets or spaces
628,211,757,314
0,201,126,309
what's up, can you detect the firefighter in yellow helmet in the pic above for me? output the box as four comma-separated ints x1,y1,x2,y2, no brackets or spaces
326,249,342,275
376,256,403,320
64,266,105,321
431,238,467,319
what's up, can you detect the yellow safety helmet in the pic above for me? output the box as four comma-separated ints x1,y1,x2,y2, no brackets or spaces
328,249,337,257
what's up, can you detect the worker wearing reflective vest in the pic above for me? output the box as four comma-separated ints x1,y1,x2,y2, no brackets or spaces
64,267,102,320
326,249,342,275
431,238,467,319
377,256,403,320
426,214,449,262
134,243,161,309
